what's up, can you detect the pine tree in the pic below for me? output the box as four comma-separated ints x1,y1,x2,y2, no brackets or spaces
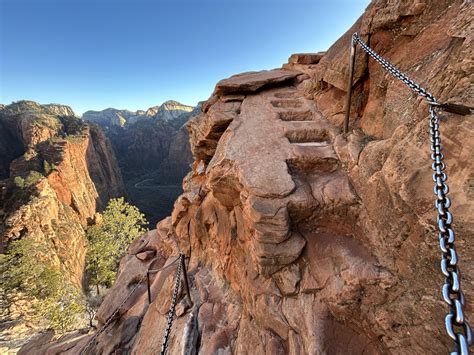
86,198,148,293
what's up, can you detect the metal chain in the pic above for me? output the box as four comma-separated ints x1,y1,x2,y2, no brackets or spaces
352,33,436,103
430,106,473,355
351,32,471,355
148,255,181,274
79,255,186,355
160,253,184,355
79,272,148,355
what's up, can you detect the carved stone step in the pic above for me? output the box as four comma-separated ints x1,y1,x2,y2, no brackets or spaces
285,128,331,144
270,99,304,109
273,91,298,99
277,109,314,121
287,144,339,174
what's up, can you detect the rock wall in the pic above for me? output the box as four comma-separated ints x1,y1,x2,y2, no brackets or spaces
85,101,196,180
28,1,473,354
0,118,23,179
0,101,126,230
157,125,194,184
105,119,176,177
86,103,198,225
0,101,125,350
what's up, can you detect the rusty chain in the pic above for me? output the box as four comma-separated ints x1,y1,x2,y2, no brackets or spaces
351,32,472,355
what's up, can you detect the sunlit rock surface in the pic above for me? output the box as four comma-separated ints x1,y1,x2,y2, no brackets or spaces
25,0,473,354
0,101,125,352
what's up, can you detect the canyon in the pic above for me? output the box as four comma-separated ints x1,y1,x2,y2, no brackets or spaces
10,0,474,354
0,100,125,350
83,101,198,225
0,99,198,351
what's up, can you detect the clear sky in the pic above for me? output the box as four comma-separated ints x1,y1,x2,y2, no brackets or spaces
0,0,369,115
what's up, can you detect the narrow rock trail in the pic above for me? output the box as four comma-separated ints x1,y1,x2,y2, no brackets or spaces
22,0,474,352
30,73,391,354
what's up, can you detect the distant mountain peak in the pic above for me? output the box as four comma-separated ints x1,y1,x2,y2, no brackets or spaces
155,101,194,123
159,100,193,109
145,105,160,117
161,99,186,106
82,100,197,128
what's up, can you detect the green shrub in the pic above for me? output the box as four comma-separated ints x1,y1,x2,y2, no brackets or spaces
86,198,148,293
43,160,57,175
0,238,85,332
24,171,44,187
43,160,52,174
14,176,25,188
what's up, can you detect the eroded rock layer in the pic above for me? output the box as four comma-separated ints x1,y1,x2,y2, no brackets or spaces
28,0,473,354
83,101,198,225
0,101,125,351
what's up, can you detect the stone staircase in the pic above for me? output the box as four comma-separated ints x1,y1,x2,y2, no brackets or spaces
39,69,394,354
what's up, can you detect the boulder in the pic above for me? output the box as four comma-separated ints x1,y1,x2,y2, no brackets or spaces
213,69,301,96
288,52,325,65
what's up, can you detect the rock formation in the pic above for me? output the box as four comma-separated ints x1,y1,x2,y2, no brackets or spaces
0,101,125,351
155,100,195,127
81,108,132,127
84,101,198,225
82,100,194,128
82,101,195,174
22,0,473,354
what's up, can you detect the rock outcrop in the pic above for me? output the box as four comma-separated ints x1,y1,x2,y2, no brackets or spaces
25,0,473,354
0,101,125,352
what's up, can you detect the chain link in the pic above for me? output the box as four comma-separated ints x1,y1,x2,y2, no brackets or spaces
79,256,182,355
429,106,473,355
352,33,436,104
79,272,148,355
160,253,184,355
352,32,471,354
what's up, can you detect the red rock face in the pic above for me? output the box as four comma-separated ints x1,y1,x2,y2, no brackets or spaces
39,125,125,221
29,1,473,354
0,102,125,338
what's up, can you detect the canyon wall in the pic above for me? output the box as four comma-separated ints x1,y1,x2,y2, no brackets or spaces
27,0,473,354
83,101,197,224
0,101,125,350
0,101,125,233
83,100,195,178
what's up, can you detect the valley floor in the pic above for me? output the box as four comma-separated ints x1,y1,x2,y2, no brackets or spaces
124,172,185,227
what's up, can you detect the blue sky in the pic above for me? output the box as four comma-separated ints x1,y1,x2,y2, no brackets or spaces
0,0,369,115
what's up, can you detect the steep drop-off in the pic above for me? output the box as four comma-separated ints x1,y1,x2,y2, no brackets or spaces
26,0,473,354
0,101,125,351
83,101,198,225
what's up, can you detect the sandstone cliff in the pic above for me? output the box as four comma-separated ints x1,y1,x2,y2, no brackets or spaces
0,101,125,350
26,0,473,354
82,101,195,176
0,101,125,229
157,104,202,184
84,101,197,225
